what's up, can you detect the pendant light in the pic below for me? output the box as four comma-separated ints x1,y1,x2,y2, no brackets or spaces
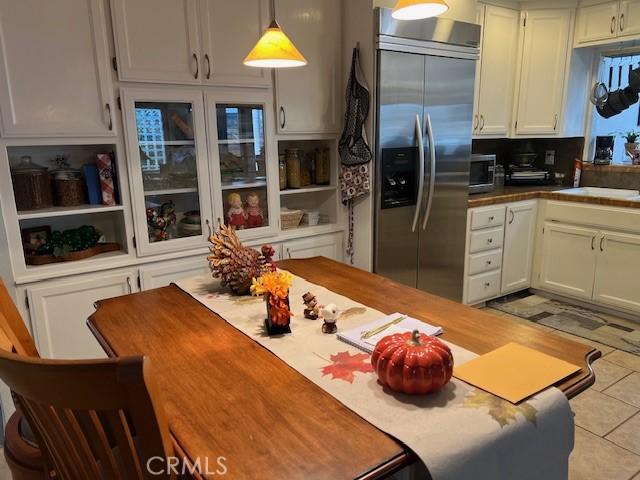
243,0,307,68
392,0,449,20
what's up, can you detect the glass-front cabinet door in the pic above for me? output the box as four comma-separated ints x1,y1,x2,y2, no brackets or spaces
122,88,213,256
207,91,279,240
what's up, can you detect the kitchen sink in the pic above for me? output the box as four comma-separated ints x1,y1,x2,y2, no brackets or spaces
557,187,640,199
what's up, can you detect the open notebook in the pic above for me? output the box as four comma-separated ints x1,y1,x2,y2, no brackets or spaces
337,312,443,354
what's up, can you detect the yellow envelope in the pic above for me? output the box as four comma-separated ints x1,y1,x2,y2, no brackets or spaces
453,342,581,403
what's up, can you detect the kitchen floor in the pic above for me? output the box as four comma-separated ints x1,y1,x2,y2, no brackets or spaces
487,307,640,480
0,314,637,480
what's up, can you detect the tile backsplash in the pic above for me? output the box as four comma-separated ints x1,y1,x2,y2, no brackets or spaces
581,165,640,189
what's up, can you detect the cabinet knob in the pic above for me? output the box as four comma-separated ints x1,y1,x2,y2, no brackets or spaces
192,53,199,79
279,106,286,129
487,238,493,244
479,114,485,131
620,13,625,31
204,53,211,79
484,282,491,287
486,260,492,265
611,15,617,34
488,216,494,221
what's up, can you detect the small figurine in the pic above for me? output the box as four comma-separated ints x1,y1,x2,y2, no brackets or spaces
146,201,177,242
321,303,339,334
226,192,246,230
245,192,264,229
302,292,320,320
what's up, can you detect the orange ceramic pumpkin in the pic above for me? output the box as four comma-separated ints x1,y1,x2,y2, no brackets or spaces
371,330,454,395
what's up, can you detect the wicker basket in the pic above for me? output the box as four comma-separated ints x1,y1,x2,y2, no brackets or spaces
280,209,304,230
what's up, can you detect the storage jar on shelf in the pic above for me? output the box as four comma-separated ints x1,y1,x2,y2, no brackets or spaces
10,156,53,211
52,167,85,207
285,149,303,189
279,155,287,190
315,148,331,185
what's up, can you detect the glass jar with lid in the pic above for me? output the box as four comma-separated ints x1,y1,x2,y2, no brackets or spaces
10,156,53,211
51,156,85,207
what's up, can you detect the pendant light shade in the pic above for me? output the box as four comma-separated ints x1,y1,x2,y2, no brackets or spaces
392,0,449,20
244,20,307,68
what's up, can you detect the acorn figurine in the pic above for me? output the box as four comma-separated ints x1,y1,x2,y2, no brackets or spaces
302,292,320,320
321,304,339,334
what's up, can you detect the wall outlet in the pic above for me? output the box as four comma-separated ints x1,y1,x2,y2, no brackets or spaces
545,150,555,165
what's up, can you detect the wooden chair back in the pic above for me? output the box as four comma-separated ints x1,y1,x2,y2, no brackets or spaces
0,280,39,357
0,350,176,479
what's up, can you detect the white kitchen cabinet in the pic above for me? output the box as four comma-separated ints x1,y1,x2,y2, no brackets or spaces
501,201,537,294
274,0,342,134
111,0,201,84
139,257,209,290
0,0,115,137
539,222,598,300
514,9,571,135
26,269,138,359
199,0,270,87
282,232,343,261
592,230,640,312
121,88,214,257
575,1,619,44
474,4,520,137
618,0,640,37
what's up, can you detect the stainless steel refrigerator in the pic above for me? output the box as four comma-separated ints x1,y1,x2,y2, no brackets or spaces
373,9,480,302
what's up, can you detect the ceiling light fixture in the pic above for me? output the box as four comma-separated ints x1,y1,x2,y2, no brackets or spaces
243,0,307,68
392,0,449,20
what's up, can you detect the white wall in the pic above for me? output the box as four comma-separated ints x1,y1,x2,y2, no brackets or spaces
373,0,478,23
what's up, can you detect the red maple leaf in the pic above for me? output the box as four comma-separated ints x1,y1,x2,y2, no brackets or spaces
321,351,374,384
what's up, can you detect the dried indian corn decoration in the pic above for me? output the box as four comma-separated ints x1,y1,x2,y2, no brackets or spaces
207,223,276,295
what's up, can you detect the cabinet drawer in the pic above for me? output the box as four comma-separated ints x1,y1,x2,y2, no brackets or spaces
468,249,503,276
467,270,501,304
471,206,505,230
469,227,504,253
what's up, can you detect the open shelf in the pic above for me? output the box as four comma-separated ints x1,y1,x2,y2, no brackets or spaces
144,188,198,196
17,204,125,221
221,181,267,191
280,185,336,195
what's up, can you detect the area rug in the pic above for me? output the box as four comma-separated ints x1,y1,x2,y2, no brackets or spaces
487,292,640,356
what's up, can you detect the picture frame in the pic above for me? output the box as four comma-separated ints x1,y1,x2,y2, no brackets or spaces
21,225,51,253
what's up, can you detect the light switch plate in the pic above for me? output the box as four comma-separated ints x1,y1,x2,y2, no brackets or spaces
545,150,555,165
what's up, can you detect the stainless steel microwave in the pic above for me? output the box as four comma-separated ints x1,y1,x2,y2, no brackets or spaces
469,154,496,194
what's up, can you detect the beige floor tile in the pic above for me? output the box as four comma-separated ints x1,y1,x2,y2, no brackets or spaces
591,359,632,391
604,373,640,408
484,308,555,332
570,389,638,436
552,330,615,356
519,294,551,307
605,350,640,372
607,413,640,456
570,427,640,480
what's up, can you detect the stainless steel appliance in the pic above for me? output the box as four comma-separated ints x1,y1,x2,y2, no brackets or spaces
469,154,496,194
374,9,480,302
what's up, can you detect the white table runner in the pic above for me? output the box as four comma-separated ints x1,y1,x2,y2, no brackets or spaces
176,272,574,480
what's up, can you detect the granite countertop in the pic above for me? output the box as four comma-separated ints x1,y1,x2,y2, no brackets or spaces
468,185,640,209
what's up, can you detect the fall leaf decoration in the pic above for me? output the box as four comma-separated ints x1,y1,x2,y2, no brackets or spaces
321,351,374,384
463,390,538,428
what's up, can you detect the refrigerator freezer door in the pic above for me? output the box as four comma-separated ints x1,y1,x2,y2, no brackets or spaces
417,55,475,301
374,50,426,288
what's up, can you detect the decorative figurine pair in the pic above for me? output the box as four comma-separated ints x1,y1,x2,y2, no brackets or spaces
226,192,263,230
302,292,338,334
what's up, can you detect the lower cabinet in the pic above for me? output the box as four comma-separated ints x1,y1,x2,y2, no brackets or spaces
593,230,640,312
26,268,139,359
501,201,537,294
281,232,343,261
539,222,599,300
139,256,209,290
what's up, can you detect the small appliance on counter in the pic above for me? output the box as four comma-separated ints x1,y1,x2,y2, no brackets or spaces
506,145,550,185
594,135,614,165
469,154,496,194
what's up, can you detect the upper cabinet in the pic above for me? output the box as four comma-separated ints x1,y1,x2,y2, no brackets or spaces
111,0,270,87
473,4,520,137
199,0,271,87
111,0,201,84
513,9,572,136
575,0,640,46
0,0,115,137
274,0,342,134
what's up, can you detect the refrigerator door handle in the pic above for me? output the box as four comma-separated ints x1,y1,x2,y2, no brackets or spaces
411,114,426,232
422,113,436,231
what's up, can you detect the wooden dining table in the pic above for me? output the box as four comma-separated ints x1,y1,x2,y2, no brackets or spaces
87,257,599,480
